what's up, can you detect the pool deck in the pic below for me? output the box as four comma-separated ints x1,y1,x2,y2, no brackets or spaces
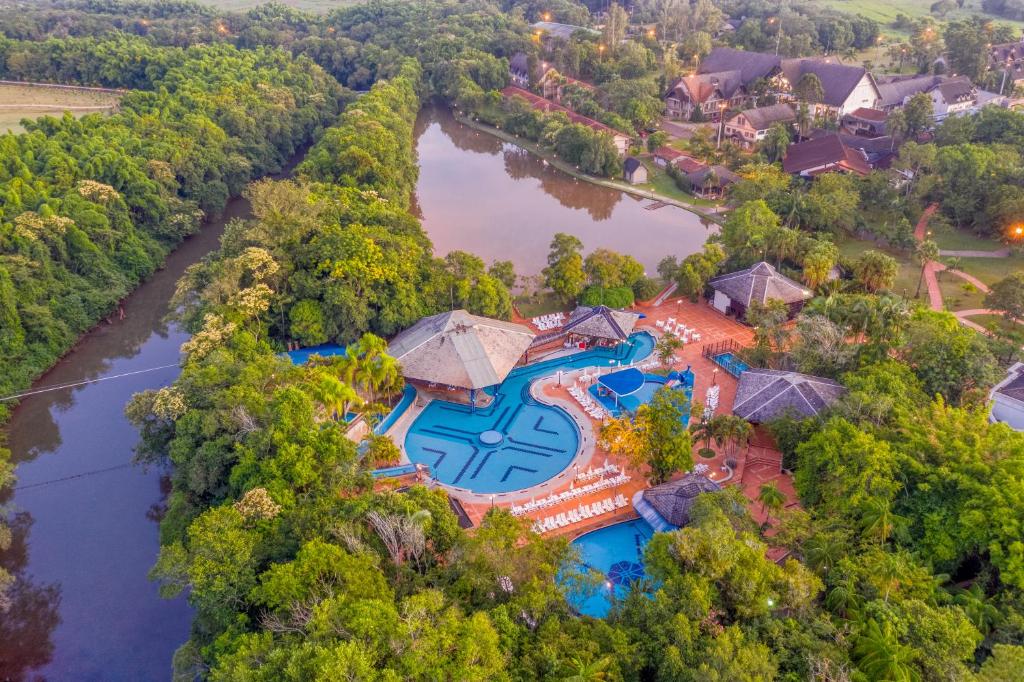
385,296,800,545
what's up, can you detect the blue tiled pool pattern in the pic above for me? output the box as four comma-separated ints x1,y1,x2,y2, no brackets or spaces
404,333,655,494
569,519,654,617
712,351,750,378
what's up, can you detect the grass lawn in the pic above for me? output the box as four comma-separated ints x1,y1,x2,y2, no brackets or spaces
937,274,987,311
952,255,1024,287
0,83,121,134
635,160,720,208
516,291,568,318
931,227,1005,253
817,0,1024,32
965,313,1024,334
837,236,925,299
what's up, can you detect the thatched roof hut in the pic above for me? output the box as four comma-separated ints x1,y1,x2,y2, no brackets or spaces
731,368,847,423
387,310,535,390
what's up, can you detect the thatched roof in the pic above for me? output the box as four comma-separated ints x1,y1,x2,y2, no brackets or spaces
642,473,721,527
732,368,847,423
563,305,640,341
708,262,813,307
387,310,535,389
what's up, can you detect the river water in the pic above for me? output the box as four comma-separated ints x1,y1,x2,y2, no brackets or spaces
0,105,714,681
413,104,716,276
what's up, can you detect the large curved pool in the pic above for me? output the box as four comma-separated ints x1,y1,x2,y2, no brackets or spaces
569,518,654,617
404,332,654,493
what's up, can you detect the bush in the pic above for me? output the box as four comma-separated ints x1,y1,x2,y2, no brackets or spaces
632,276,662,301
580,285,635,308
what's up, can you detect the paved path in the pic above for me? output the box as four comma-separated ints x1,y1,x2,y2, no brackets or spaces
940,248,1010,258
913,204,997,315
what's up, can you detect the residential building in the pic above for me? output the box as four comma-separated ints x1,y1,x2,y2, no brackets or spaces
782,133,871,177
538,69,596,102
990,361,1024,430
500,86,632,156
877,74,947,112
652,146,704,171
808,129,896,169
929,78,977,120
732,369,847,423
509,52,533,88
723,103,796,148
988,38,1024,93
841,107,887,136
707,261,813,320
623,157,648,184
776,57,881,118
684,164,738,199
664,71,746,120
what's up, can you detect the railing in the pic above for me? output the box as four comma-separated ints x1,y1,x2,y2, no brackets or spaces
701,338,742,360
701,339,751,378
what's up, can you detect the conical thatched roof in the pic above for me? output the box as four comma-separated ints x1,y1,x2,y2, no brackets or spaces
708,262,813,307
642,473,721,527
387,310,535,390
563,305,640,341
732,368,847,423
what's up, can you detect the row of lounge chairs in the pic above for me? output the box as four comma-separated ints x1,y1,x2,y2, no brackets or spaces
655,318,702,343
530,494,629,533
568,385,609,420
511,473,630,516
533,312,564,330
575,463,618,483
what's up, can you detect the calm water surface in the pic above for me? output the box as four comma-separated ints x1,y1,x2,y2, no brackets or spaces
0,196,256,681
413,105,717,275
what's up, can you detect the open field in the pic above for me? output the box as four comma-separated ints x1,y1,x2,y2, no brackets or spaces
816,0,1024,31
0,82,121,134
202,0,361,11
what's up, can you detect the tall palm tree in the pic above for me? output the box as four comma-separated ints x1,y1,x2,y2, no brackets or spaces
914,239,939,299
804,533,844,574
766,227,800,268
757,481,787,524
853,619,920,682
711,414,753,460
690,417,716,457
860,497,900,545
311,372,362,423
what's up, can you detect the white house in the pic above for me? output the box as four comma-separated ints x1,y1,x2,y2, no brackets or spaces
990,362,1024,430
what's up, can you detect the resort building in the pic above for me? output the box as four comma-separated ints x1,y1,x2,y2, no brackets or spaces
634,472,722,532
386,309,535,403
990,361,1024,430
782,133,871,177
707,261,813,321
732,369,847,423
623,157,647,184
664,70,747,121
538,69,596,102
723,103,796,148
989,38,1024,93
775,57,881,119
652,146,703,171
508,52,534,88
808,129,896,169
842,107,887,137
560,305,642,348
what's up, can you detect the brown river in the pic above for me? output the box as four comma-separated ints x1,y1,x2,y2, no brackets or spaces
0,105,713,680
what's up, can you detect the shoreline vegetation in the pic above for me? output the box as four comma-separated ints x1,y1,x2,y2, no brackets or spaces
453,110,726,225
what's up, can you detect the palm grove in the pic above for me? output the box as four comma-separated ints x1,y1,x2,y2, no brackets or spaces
0,0,1023,680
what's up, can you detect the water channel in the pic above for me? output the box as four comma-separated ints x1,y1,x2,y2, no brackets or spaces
0,104,714,680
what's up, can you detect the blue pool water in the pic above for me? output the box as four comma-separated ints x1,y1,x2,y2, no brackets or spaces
375,384,417,436
569,519,654,617
713,351,750,377
404,332,655,493
283,343,347,365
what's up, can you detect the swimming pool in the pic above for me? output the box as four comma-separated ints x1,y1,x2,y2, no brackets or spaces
404,332,654,494
589,374,693,419
713,351,750,378
568,519,654,618
283,343,347,365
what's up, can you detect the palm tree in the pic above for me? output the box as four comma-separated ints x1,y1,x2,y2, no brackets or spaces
913,238,939,299
311,372,362,423
655,332,684,364
853,619,920,682
825,578,863,618
860,497,900,545
757,481,787,525
711,414,753,460
804,533,844,574
953,583,1000,636
690,417,716,458
766,227,800,269
561,656,610,682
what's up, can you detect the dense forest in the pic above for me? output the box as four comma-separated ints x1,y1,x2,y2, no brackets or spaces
3,0,1024,679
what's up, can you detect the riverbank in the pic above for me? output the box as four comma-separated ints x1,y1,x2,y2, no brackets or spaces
453,111,725,225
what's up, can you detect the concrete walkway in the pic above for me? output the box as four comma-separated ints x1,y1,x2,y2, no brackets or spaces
940,247,1010,258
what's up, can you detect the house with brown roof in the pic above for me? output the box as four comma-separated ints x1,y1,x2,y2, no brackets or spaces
988,38,1024,93
990,361,1024,430
776,57,881,118
684,164,739,199
724,103,796,148
782,133,871,177
664,71,747,120
842,107,887,137
732,369,847,423
707,261,813,321
929,78,977,120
